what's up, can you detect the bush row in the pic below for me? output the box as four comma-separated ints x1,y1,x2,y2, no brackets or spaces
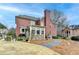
71,36,79,41
52,35,64,39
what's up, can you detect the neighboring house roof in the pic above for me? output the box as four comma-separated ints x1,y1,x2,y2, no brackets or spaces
63,25,79,30
62,27,70,32
16,15,40,21
70,25,79,30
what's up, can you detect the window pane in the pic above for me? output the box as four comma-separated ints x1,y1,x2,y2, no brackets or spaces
41,31,44,34
32,30,35,34
37,30,40,34
22,29,25,32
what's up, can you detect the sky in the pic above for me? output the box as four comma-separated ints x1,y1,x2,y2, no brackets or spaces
0,3,79,28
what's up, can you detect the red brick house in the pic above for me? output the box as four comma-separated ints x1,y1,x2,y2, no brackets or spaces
15,9,57,40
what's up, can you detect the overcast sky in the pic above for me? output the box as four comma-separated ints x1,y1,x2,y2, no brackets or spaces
0,3,79,28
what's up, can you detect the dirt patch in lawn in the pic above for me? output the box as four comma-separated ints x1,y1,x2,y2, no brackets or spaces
0,40,59,55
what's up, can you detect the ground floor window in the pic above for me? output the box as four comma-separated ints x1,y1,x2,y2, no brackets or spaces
37,30,40,34
22,29,25,32
20,28,26,34
32,30,35,34
31,29,44,35
41,31,44,34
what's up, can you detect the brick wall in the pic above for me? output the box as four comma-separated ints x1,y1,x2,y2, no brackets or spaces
15,17,30,36
15,9,57,37
44,10,57,36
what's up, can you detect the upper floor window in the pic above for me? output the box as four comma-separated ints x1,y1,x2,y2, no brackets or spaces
35,20,40,25
30,21,35,25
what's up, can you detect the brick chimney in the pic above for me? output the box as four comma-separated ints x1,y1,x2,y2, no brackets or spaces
44,9,50,26
44,9,57,36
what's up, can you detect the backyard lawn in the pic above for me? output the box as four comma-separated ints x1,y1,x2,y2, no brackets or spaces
1,39,79,55
51,39,79,55
0,40,59,55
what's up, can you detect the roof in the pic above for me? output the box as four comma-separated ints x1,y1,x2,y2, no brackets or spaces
70,25,79,30
16,15,40,21
62,25,79,31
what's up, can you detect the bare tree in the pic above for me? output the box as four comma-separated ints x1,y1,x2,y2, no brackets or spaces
50,9,68,36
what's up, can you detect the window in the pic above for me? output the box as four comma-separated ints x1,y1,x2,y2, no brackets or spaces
32,30,35,34
37,30,40,34
20,28,25,33
41,31,44,34
30,21,35,25
22,29,25,32
35,20,40,25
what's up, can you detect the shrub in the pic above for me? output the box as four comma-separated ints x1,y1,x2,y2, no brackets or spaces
52,35,62,39
7,28,16,39
16,36,29,41
5,36,11,41
52,36,59,39
17,38,22,41
71,36,79,41
16,37,23,41
16,34,26,41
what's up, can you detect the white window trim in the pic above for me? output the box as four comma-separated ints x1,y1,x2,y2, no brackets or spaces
20,27,26,34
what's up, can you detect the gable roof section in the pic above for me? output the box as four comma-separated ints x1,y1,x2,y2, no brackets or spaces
16,15,40,21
